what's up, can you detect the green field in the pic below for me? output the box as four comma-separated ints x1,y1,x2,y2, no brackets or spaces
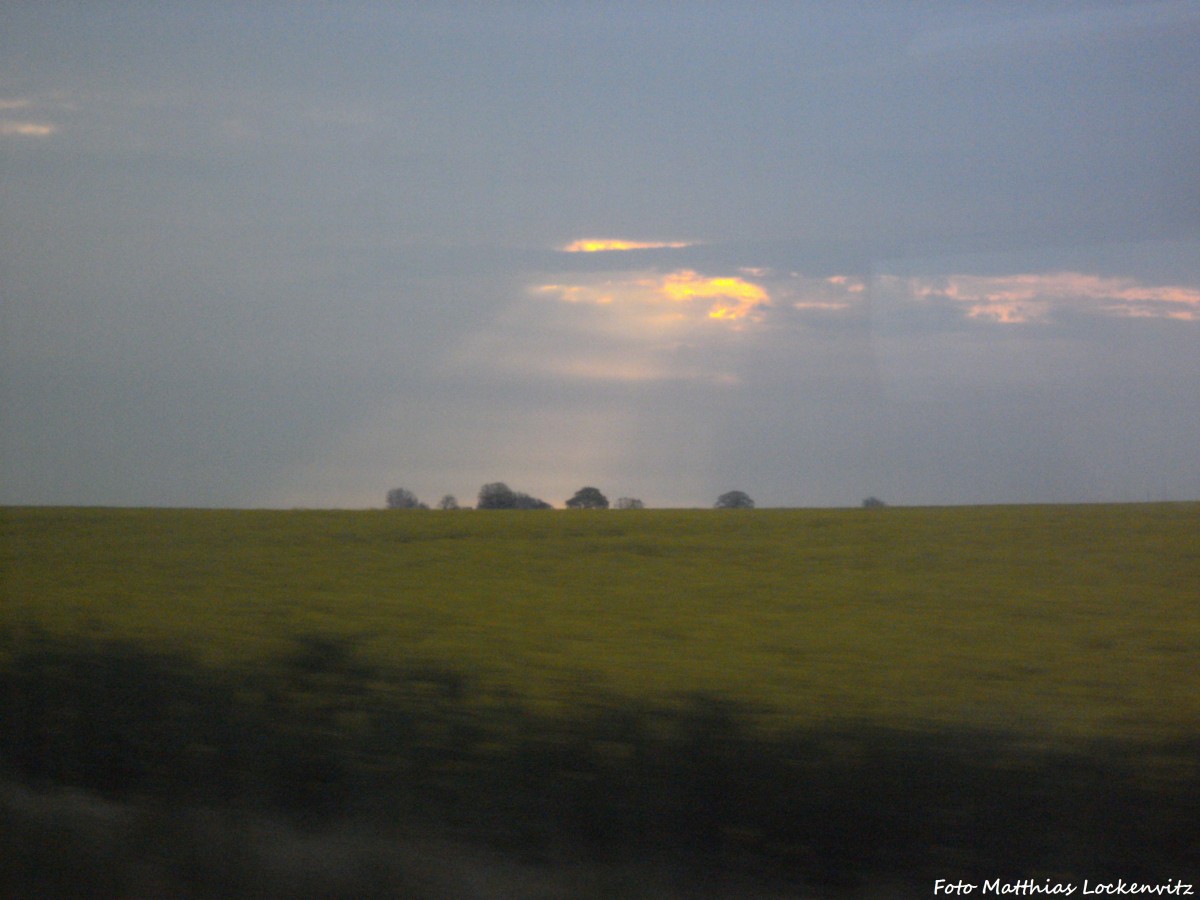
3,502,1197,741
3,503,1199,891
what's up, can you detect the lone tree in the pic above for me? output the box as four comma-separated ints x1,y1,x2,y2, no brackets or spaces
438,494,460,510
715,490,754,509
615,497,645,509
862,496,887,509
566,486,609,509
386,487,426,509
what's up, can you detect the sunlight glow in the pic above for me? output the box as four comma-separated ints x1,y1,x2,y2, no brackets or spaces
561,238,695,253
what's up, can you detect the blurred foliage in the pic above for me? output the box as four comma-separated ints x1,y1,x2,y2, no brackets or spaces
0,635,1197,891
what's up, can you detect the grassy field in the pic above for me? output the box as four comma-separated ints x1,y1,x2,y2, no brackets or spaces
2,503,1199,892
2,502,1198,741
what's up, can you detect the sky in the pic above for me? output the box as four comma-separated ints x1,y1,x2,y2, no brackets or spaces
2,2,1198,509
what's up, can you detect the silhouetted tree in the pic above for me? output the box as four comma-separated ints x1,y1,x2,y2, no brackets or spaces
566,487,609,509
616,497,645,509
511,492,552,509
715,490,754,509
386,487,426,509
862,496,887,509
477,482,551,509
438,495,460,510
477,482,516,509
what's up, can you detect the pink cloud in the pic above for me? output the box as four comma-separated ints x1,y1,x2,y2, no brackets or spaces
904,272,1200,323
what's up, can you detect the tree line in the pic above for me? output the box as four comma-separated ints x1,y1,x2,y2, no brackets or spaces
386,485,761,511
387,485,889,510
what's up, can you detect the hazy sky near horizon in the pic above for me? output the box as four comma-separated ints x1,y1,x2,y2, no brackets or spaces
2,2,1198,508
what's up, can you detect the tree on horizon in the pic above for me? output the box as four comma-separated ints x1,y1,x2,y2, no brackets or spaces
566,487,609,509
715,490,754,509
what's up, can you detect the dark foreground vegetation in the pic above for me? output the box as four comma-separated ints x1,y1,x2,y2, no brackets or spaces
2,635,1197,897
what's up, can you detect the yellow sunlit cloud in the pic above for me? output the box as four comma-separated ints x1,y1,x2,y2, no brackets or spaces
537,269,770,324
0,121,57,137
561,238,695,253
657,270,769,320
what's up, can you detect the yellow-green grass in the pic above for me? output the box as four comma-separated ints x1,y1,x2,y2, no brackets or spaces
2,503,1197,742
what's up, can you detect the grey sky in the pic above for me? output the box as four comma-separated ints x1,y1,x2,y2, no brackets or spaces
2,2,1198,508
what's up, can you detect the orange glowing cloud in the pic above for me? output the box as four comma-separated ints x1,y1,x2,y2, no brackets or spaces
561,238,695,253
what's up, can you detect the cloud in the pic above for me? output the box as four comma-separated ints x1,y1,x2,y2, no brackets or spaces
537,268,770,324
0,120,57,137
449,266,777,387
561,238,697,253
0,93,77,138
493,263,1198,393
891,272,1200,323
658,270,769,321
786,275,868,313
